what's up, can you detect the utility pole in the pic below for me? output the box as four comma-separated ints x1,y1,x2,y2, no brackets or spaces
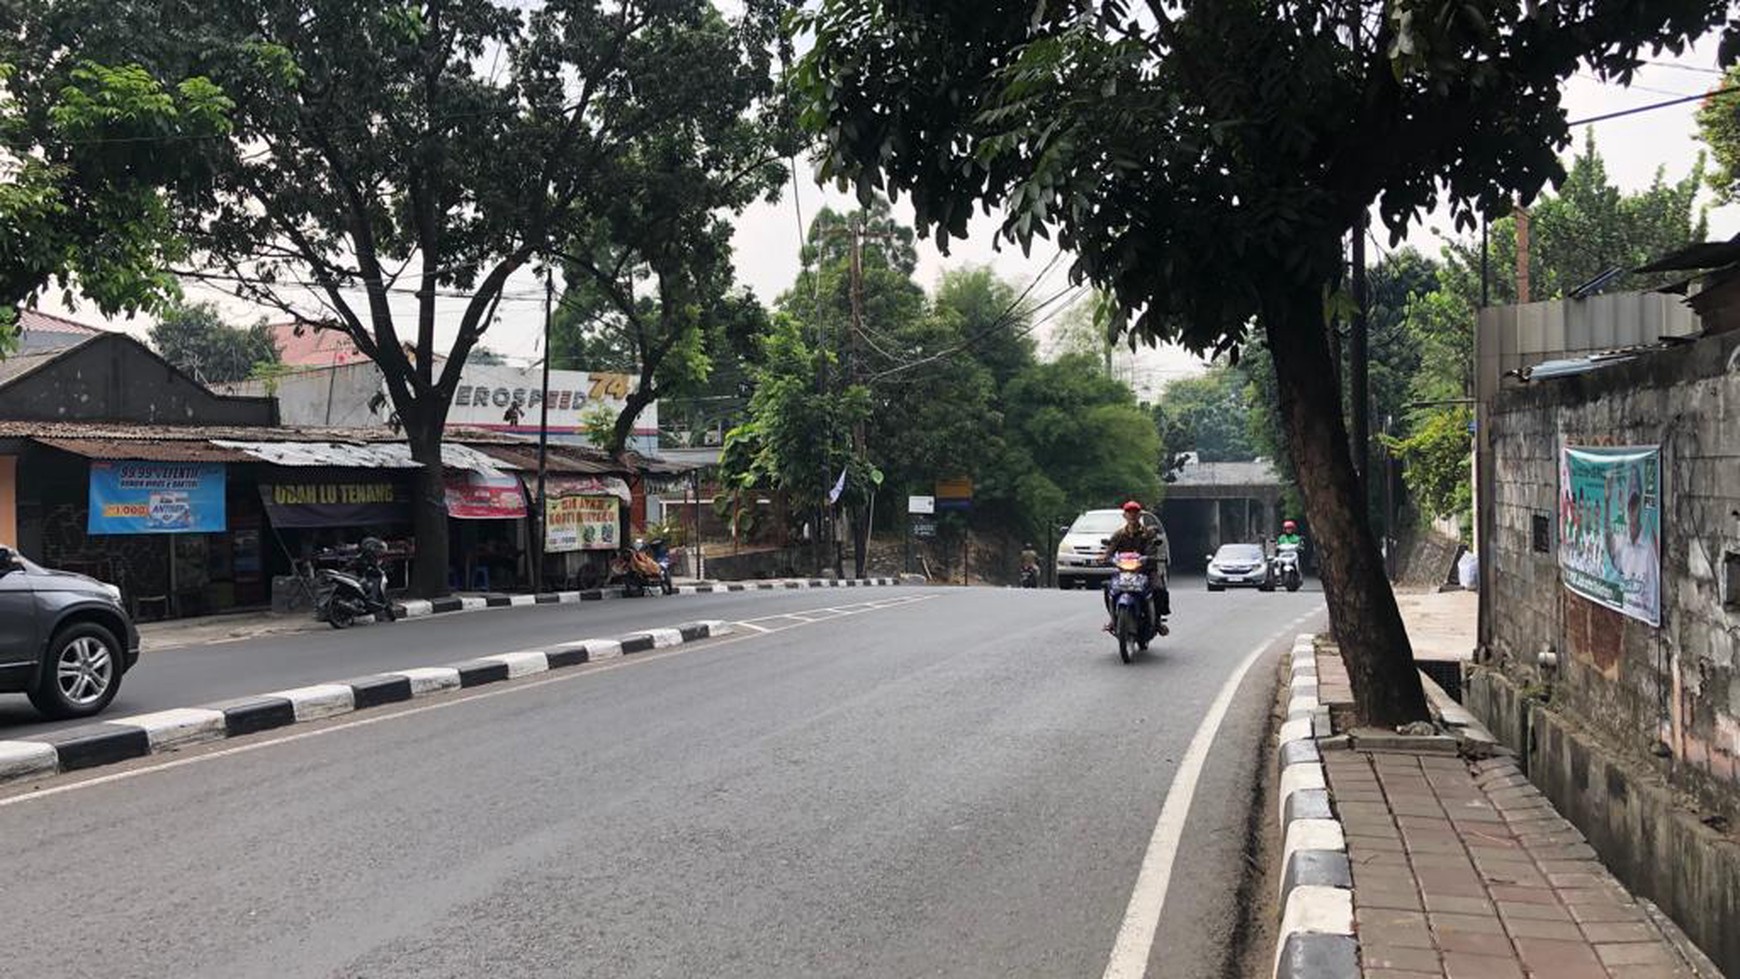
845,215,869,579
1514,202,1532,303
534,266,553,593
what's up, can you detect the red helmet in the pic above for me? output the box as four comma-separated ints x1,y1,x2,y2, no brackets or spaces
1121,500,1143,513
1283,520,1298,532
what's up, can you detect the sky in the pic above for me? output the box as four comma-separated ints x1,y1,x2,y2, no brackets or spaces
49,32,1740,403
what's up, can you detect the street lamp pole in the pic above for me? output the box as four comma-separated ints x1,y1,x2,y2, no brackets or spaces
535,266,553,593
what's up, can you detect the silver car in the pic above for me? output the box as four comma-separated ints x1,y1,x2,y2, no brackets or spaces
0,544,140,718
1206,542,1275,592
1055,508,1170,590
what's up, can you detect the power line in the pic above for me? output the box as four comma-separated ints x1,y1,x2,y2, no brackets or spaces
1566,86,1740,126
1640,59,1727,75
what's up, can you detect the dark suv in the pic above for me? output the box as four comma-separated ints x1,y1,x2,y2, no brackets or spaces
0,545,140,718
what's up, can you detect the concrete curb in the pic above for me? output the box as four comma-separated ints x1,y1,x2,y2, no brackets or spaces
1273,633,1359,979
392,577,903,620
0,619,736,787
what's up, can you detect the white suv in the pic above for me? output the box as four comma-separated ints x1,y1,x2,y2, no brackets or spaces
1055,509,1171,590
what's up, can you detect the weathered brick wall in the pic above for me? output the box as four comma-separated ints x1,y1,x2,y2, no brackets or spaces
1486,330,1740,819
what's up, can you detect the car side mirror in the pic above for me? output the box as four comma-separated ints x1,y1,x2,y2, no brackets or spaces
1204,554,1214,563
0,546,16,571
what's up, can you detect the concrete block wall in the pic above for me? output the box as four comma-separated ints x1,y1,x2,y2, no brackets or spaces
1483,330,1740,824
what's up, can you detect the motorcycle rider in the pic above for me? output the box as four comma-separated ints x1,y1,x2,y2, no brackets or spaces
1019,542,1040,586
1100,500,1170,636
1277,520,1303,549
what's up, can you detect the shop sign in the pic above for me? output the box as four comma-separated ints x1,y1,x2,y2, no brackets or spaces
444,363,658,440
936,476,973,511
88,461,227,534
445,471,527,520
545,477,622,552
259,481,409,529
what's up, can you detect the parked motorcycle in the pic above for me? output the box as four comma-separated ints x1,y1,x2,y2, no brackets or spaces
612,543,667,598
1273,542,1303,593
314,540,396,629
640,537,676,595
1106,551,1159,663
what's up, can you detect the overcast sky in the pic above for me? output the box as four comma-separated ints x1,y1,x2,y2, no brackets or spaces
59,33,1740,401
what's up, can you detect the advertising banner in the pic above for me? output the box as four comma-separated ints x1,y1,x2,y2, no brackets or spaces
88,461,227,534
545,478,621,553
442,363,658,444
444,471,527,520
259,481,409,529
1558,444,1662,627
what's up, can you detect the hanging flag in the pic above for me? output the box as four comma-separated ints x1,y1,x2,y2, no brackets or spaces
827,467,848,505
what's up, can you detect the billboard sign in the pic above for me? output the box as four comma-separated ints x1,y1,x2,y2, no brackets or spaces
1558,444,1661,627
88,462,227,535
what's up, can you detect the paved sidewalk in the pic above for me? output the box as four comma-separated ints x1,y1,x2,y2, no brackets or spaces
1328,749,1708,979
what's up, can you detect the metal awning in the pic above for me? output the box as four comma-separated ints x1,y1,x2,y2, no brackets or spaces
210,440,509,474
31,437,256,462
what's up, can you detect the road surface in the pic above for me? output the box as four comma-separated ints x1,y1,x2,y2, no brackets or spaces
1,581,1323,978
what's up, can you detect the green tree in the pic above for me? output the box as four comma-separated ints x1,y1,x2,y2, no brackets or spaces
792,0,1733,725
3,0,789,596
149,300,280,384
996,354,1161,523
0,58,232,354
1154,365,1257,464
1698,74,1740,203
718,313,872,567
932,266,1038,389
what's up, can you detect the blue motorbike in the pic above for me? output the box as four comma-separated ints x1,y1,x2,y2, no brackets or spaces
1107,550,1159,663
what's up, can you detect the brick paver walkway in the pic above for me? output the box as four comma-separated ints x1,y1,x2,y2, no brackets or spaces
1325,749,1700,979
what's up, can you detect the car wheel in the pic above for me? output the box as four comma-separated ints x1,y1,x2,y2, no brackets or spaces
29,621,123,719
1057,575,1072,590
1207,583,1225,592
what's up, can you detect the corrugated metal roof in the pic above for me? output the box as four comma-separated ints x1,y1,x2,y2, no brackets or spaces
0,349,70,387
471,444,618,475
33,437,255,462
1167,461,1284,488
211,439,509,473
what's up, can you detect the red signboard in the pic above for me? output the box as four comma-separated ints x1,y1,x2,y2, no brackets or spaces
444,471,527,520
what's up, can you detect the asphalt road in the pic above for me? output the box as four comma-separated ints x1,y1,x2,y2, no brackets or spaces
0,580,1323,979
1,586,952,735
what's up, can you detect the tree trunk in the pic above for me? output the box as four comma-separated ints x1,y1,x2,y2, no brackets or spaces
1263,284,1428,728
407,420,452,599
610,385,657,456
850,503,869,579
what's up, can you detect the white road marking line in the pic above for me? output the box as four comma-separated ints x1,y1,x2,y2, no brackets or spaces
0,593,949,807
1102,608,1322,979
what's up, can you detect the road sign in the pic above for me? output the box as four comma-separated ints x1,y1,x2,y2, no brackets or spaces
908,495,935,515
912,516,937,538
935,477,973,500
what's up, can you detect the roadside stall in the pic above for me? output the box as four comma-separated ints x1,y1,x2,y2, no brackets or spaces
541,475,632,588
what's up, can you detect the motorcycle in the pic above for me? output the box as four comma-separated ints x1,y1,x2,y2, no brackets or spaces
641,537,676,595
1106,551,1159,663
612,543,667,598
1273,542,1303,593
1019,563,1040,588
313,552,396,629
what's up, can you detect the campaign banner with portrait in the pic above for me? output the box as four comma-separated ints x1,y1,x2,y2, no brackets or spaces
88,461,227,534
1557,444,1661,627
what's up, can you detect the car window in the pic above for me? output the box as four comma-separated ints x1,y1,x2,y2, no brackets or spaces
1069,512,1126,534
1215,544,1265,562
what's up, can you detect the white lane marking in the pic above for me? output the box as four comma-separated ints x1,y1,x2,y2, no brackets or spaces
0,599,939,807
1102,608,1322,979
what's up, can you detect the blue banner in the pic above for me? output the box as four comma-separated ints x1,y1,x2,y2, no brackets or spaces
88,461,227,535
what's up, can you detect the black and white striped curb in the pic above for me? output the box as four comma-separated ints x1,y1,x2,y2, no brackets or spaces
0,619,735,786
393,577,905,619
1274,633,1359,979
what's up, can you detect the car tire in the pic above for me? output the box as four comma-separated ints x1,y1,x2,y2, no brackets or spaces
29,621,123,719
1057,575,1072,590
1207,583,1225,592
